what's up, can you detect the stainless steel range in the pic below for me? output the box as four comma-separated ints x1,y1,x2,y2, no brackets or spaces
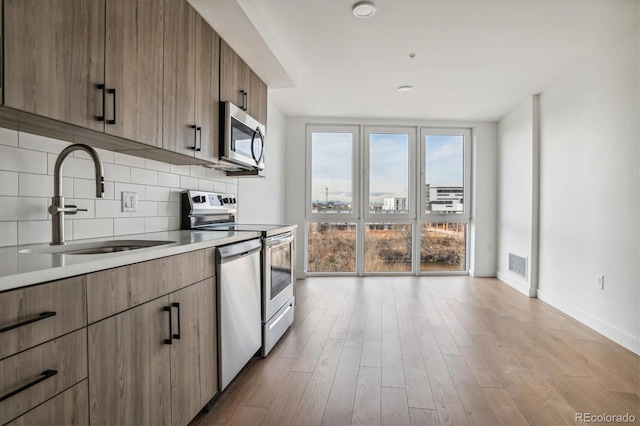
181,190,296,365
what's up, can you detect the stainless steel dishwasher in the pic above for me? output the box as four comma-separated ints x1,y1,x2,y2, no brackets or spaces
216,238,262,391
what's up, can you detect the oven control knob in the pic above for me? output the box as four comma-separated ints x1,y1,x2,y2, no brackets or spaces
222,197,230,204
192,195,206,203
230,198,236,204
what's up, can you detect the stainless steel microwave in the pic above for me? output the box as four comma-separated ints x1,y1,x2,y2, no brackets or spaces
219,101,265,171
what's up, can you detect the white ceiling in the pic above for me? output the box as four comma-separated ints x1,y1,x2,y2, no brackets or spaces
192,0,638,122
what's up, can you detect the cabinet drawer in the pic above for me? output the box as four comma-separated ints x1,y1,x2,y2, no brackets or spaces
87,248,215,323
0,329,88,425
6,379,89,426
0,276,87,359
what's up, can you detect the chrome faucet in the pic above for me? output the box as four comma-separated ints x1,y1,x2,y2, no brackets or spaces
49,144,104,245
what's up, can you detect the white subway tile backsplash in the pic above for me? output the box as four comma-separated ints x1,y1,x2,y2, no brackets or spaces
198,179,214,192
158,202,179,217
145,216,170,233
145,159,171,173
0,221,18,247
104,163,131,183
0,196,48,221
95,199,131,218
18,173,53,197
0,171,19,196
227,183,238,194
180,175,199,190
146,186,171,202
0,130,236,246
170,164,191,176
190,165,207,179
19,132,69,153
158,172,180,188
114,152,146,168
131,168,158,186
114,217,146,236
0,144,48,174
73,219,114,240
0,128,19,147
18,220,51,245
131,201,157,217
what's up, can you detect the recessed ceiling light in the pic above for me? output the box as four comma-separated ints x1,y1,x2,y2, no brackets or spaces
353,1,376,18
398,85,413,92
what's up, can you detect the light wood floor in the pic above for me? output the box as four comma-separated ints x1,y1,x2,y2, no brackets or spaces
192,276,640,426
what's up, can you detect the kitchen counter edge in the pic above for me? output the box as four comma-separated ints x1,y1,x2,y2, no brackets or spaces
0,230,262,292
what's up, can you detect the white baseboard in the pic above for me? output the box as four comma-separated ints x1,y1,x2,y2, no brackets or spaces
536,289,640,355
496,270,530,297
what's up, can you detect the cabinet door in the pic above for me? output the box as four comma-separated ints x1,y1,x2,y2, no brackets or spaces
88,296,171,426
104,0,164,147
247,68,268,125
3,0,105,131
220,39,246,109
170,278,217,425
163,0,197,156
194,14,221,163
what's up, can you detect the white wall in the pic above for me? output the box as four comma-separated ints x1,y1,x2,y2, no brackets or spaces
0,129,237,246
496,98,534,294
497,12,639,353
284,116,498,279
537,23,639,353
237,100,286,224
469,123,498,277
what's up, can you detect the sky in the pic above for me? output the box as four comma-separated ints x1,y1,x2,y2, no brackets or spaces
311,132,463,206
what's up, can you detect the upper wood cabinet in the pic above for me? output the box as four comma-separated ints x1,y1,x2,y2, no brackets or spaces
104,0,164,147
163,0,220,162
220,39,268,125
3,0,164,147
3,0,105,131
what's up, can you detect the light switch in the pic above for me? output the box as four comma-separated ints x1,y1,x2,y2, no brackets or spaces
122,191,138,212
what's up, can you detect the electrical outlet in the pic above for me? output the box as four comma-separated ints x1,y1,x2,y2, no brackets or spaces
122,191,138,212
596,275,604,290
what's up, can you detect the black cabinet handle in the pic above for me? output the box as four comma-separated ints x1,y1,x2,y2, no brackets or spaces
171,302,181,339
196,127,202,152
190,125,198,150
0,311,56,333
240,90,247,111
163,306,172,345
0,370,58,402
97,84,106,121
107,88,116,125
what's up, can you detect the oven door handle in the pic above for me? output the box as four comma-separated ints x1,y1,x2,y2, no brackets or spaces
266,233,294,247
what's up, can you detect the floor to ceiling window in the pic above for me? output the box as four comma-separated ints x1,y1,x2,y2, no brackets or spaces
306,124,470,275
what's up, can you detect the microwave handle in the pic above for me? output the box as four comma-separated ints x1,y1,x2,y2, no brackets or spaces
251,127,265,165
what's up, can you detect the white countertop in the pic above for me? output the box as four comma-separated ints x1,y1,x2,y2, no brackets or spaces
0,230,262,292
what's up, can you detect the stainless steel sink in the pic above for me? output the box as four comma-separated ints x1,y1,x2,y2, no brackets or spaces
20,240,176,255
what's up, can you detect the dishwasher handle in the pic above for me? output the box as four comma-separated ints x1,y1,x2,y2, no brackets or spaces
217,239,262,263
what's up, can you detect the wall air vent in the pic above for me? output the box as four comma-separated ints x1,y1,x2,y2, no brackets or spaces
508,253,528,279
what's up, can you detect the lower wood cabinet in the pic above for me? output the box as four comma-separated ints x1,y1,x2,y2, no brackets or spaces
88,278,217,426
6,380,89,426
0,329,87,425
170,278,217,426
